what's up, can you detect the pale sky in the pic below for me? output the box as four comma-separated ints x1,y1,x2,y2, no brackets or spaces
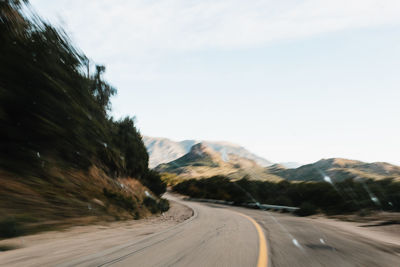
31,0,400,165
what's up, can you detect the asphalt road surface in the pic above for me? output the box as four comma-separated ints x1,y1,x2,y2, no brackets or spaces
59,194,399,267
61,194,261,267
2,194,399,267
228,204,400,267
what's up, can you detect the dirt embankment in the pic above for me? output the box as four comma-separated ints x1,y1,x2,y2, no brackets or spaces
0,166,168,239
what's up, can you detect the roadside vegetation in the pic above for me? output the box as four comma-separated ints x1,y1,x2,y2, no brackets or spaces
172,175,400,216
0,0,167,238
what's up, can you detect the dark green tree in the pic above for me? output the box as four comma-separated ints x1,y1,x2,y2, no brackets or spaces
0,0,165,196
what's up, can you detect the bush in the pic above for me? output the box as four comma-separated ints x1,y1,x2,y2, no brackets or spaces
143,197,158,214
273,196,293,206
295,202,318,216
173,176,400,215
143,197,170,214
158,199,170,212
0,217,23,238
103,188,137,211
142,170,166,196
358,209,372,217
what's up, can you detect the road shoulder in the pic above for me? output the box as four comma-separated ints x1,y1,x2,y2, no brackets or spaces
309,215,400,248
0,199,193,267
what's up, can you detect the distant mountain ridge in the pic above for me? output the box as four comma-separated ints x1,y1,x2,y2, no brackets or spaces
279,162,302,169
265,158,400,182
143,136,272,168
155,143,281,181
144,137,400,182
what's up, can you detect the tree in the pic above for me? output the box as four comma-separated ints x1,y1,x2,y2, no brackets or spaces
91,65,116,114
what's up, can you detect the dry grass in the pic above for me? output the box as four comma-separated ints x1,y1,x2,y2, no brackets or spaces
0,166,157,239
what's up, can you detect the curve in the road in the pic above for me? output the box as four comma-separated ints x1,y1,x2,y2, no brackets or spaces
235,212,268,267
60,195,262,267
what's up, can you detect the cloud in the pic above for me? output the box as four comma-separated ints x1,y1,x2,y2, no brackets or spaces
33,0,400,49
31,0,400,76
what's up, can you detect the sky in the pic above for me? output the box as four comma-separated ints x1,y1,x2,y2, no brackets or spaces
31,0,400,165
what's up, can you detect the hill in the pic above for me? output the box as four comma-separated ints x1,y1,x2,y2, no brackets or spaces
143,137,196,168
156,143,281,181
143,136,272,168
0,1,167,238
279,162,302,169
266,158,400,182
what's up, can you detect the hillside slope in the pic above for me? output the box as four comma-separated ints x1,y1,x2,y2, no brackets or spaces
143,136,272,168
0,1,167,238
156,143,281,181
266,158,400,182
0,167,168,238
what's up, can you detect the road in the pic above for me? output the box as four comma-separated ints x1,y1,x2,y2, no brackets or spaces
62,194,400,267
228,205,400,267
1,194,399,266
60,194,260,267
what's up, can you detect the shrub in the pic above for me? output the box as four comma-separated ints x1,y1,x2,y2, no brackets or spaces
133,211,141,220
142,170,166,196
143,197,158,214
103,188,137,211
0,217,23,238
142,197,170,214
173,176,400,215
273,196,293,206
358,209,372,217
295,202,318,216
158,199,170,212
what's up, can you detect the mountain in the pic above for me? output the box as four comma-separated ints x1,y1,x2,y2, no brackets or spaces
155,143,281,181
266,158,400,182
143,136,272,168
143,137,193,168
279,162,302,169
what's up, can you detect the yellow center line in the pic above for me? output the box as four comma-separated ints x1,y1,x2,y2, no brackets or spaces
236,212,268,267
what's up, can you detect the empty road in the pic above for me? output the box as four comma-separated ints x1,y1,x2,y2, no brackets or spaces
60,194,262,267
1,194,399,266
62,194,400,267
